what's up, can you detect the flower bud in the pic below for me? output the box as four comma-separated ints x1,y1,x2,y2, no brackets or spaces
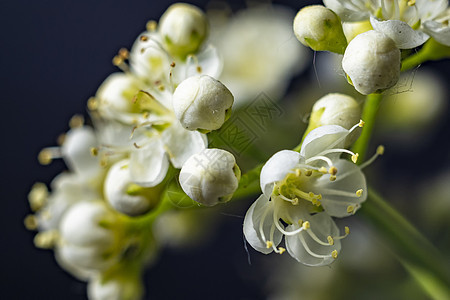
159,3,208,58
342,30,401,95
293,5,347,54
310,93,360,129
88,273,143,300
104,159,163,216
57,201,119,273
179,149,240,206
172,75,234,132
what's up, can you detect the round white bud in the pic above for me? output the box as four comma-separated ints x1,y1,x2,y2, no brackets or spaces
342,30,401,95
159,3,208,58
293,5,347,54
179,149,241,206
311,93,360,129
88,274,143,300
104,159,162,216
172,75,234,132
57,201,118,272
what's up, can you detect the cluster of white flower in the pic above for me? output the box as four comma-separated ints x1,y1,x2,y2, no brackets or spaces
29,0,443,297
27,3,241,299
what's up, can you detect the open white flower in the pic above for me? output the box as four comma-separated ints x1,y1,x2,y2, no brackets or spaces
244,122,368,266
324,0,449,48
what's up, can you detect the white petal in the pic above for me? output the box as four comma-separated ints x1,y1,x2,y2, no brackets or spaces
243,194,282,254
162,121,207,168
416,0,448,21
285,212,341,266
323,0,370,22
422,20,450,46
129,137,169,187
260,150,302,196
62,126,100,178
314,159,367,217
370,17,429,49
187,45,223,79
57,244,114,271
300,125,348,159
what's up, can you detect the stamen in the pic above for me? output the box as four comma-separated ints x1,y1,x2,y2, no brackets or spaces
278,194,299,205
356,189,363,197
327,236,334,245
298,234,334,259
56,133,66,146
306,156,333,168
319,188,363,198
347,205,355,213
305,227,334,246
359,145,385,170
302,221,310,229
69,115,84,129
334,226,350,240
34,231,59,249
90,147,99,156
326,121,364,150
329,166,338,175
28,183,48,212
351,153,359,163
331,250,338,259
329,175,337,182
258,203,272,243
318,166,328,174
24,215,38,230
118,48,129,60
266,240,273,249
38,147,61,165
146,20,157,32
87,97,99,111
278,247,286,254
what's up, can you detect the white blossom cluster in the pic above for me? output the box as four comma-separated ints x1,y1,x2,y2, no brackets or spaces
26,3,240,299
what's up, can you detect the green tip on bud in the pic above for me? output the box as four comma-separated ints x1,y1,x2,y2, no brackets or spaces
293,5,347,54
159,3,209,58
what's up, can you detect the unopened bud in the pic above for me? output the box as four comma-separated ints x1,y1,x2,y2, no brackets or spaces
159,3,208,58
104,160,162,216
173,75,234,132
179,149,240,207
342,30,401,95
310,93,360,129
293,5,347,54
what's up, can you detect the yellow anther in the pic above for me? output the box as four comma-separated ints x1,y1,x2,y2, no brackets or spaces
377,145,385,155
331,250,338,259
28,183,48,212
87,97,98,110
38,149,53,165
358,120,365,127
316,194,322,200
56,133,66,146
327,236,334,245
170,61,176,68
351,153,359,163
24,215,38,230
90,147,99,156
266,241,273,249
278,247,286,254
347,205,355,213
356,189,363,197
329,166,338,176
407,0,415,6
112,55,123,66
292,198,299,205
158,84,165,91
329,175,337,182
118,48,129,59
146,20,157,31
308,192,315,198
345,226,350,235
139,35,149,42
196,66,202,73
295,169,301,176
302,221,310,230
34,231,58,249
305,170,312,176
69,114,84,129
319,167,328,174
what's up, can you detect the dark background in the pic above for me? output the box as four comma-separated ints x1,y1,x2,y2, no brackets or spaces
1,0,449,299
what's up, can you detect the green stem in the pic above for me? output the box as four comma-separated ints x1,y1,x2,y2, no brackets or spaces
232,164,263,199
351,93,383,162
362,188,450,299
401,38,450,72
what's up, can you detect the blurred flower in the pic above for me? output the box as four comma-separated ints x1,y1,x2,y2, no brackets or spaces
209,4,308,105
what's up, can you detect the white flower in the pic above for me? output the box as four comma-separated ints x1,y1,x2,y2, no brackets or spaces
179,149,240,206
243,123,367,266
159,3,209,58
342,30,401,95
172,75,234,131
324,0,449,48
56,201,121,279
293,5,347,54
88,274,143,300
104,159,163,216
209,5,307,105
